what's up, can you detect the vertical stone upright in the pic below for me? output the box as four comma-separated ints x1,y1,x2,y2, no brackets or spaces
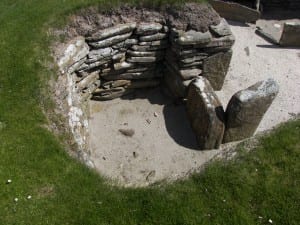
187,77,225,150
223,78,279,143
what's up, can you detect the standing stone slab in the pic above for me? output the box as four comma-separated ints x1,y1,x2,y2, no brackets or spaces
187,77,225,150
223,79,279,143
202,50,232,90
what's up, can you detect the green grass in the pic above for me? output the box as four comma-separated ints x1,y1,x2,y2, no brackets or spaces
0,0,299,224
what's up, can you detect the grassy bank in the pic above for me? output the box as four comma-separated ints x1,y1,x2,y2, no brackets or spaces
0,0,299,224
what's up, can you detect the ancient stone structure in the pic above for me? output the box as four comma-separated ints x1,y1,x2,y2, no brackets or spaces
57,15,234,102
55,3,278,157
223,79,279,143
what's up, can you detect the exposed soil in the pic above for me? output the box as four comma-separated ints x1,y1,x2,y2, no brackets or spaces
66,3,221,38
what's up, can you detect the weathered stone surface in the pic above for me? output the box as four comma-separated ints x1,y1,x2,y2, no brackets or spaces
112,38,138,49
279,22,300,47
139,39,169,46
164,63,188,98
135,23,163,35
176,30,212,45
139,33,167,42
170,47,201,57
102,80,131,89
186,77,225,150
202,50,232,90
210,18,232,37
82,80,101,94
112,52,126,62
180,54,208,64
126,66,156,73
127,56,163,63
86,23,137,42
126,79,160,89
201,35,235,49
102,70,161,80
81,80,101,101
180,61,203,68
58,36,89,74
76,71,99,91
178,68,202,80
89,32,132,49
127,50,165,57
210,0,260,23
114,61,133,70
86,47,117,63
92,87,134,100
131,44,168,51
85,59,111,70
223,79,279,143
68,57,87,74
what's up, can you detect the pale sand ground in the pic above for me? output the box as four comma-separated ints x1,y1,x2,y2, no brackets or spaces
88,23,300,187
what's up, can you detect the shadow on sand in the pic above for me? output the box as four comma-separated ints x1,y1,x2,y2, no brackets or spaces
121,87,199,150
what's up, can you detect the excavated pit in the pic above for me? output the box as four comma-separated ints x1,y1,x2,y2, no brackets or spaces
54,3,238,186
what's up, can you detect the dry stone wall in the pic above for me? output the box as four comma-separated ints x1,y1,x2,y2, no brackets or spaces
58,18,234,102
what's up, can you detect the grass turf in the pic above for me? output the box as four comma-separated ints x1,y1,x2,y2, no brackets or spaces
0,0,299,224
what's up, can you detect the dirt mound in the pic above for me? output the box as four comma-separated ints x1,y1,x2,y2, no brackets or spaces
66,3,221,38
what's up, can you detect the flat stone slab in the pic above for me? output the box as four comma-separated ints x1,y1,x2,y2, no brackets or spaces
135,23,163,35
86,23,137,42
176,30,212,45
139,33,167,42
89,32,133,49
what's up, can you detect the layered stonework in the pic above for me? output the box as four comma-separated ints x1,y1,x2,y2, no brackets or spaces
54,3,278,167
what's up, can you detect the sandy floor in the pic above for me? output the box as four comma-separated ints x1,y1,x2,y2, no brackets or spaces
88,22,300,186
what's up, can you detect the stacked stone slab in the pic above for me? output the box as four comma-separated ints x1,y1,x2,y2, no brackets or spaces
57,18,234,102
70,22,169,101
165,18,234,98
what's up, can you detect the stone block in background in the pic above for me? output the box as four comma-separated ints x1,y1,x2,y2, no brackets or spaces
210,0,260,23
279,22,300,47
202,50,233,90
223,78,279,143
187,77,225,150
